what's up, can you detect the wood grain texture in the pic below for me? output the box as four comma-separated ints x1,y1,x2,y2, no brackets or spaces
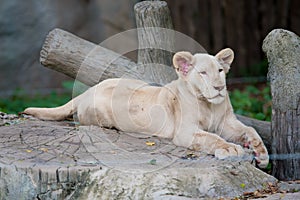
134,1,177,84
40,28,140,86
263,29,300,180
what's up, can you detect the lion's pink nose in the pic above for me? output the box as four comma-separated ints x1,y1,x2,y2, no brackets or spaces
214,85,225,91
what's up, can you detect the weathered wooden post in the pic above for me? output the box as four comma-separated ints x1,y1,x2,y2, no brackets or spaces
134,0,177,84
263,29,300,180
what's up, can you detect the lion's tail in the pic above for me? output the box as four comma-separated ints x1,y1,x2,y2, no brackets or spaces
22,95,80,121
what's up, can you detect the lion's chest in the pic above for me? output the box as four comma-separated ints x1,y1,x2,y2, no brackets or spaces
196,102,228,134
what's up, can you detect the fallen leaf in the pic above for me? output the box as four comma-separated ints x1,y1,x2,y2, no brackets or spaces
267,182,274,187
149,159,156,165
40,148,48,152
240,183,246,189
25,149,32,153
254,190,261,196
243,191,253,196
181,153,198,160
146,141,155,146
230,170,239,176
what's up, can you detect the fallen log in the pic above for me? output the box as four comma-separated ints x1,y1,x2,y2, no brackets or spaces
40,28,140,86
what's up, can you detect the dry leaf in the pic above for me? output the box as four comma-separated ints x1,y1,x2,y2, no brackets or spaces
25,149,32,153
243,191,253,196
149,159,156,165
40,148,48,152
146,141,155,146
181,153,198,160
230,170,239,176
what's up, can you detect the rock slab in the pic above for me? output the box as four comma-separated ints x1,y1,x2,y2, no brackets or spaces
0,116,276,199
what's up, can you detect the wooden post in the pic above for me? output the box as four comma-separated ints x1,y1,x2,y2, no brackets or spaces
263,29,300,180
134,1,177,84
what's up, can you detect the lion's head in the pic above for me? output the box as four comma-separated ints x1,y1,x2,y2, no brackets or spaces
173,48,234,104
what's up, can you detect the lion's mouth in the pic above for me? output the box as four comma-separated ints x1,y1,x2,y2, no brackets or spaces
207,94,224,100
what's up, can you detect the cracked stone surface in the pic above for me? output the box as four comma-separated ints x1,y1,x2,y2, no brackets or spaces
0,118,189,170
0,114,278,199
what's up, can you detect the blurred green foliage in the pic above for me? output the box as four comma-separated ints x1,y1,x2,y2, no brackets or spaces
0,89,71,114
0,81,90,114
0,81,272,121
229,85,272,121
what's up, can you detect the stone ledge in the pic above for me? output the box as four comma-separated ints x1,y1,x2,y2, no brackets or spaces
0,116,276,199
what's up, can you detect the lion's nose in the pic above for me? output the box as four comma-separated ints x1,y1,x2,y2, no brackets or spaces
214,85,225,91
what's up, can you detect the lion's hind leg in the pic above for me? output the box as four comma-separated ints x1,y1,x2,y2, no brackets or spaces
191,131,245,159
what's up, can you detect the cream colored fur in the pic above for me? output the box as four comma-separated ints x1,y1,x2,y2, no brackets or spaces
24,48,269,168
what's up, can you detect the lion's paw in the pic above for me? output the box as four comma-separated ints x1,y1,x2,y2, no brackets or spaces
245,139,269,168
214,144,245,160
242,130,270,168
254,151,269,169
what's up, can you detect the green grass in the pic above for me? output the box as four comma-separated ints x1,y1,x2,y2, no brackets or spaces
0,82,272,121
0,81,89,114
0,90,71,114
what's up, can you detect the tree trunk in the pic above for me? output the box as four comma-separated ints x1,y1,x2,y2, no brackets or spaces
134,0,177,84
263,29,300,180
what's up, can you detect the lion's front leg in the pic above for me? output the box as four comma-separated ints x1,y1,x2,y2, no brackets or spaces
190,131,245,159
222,116,269,168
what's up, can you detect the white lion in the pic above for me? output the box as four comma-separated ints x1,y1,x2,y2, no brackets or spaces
24,48,269,168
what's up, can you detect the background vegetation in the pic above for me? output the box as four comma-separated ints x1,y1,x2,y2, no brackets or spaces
0,81,73,114
229,85,271,121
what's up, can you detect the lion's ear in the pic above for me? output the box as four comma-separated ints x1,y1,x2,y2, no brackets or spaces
215,48,234,73
173,51,194,78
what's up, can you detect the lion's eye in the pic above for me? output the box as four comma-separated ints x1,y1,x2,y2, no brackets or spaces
200,71,207,75
219,69,223,73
